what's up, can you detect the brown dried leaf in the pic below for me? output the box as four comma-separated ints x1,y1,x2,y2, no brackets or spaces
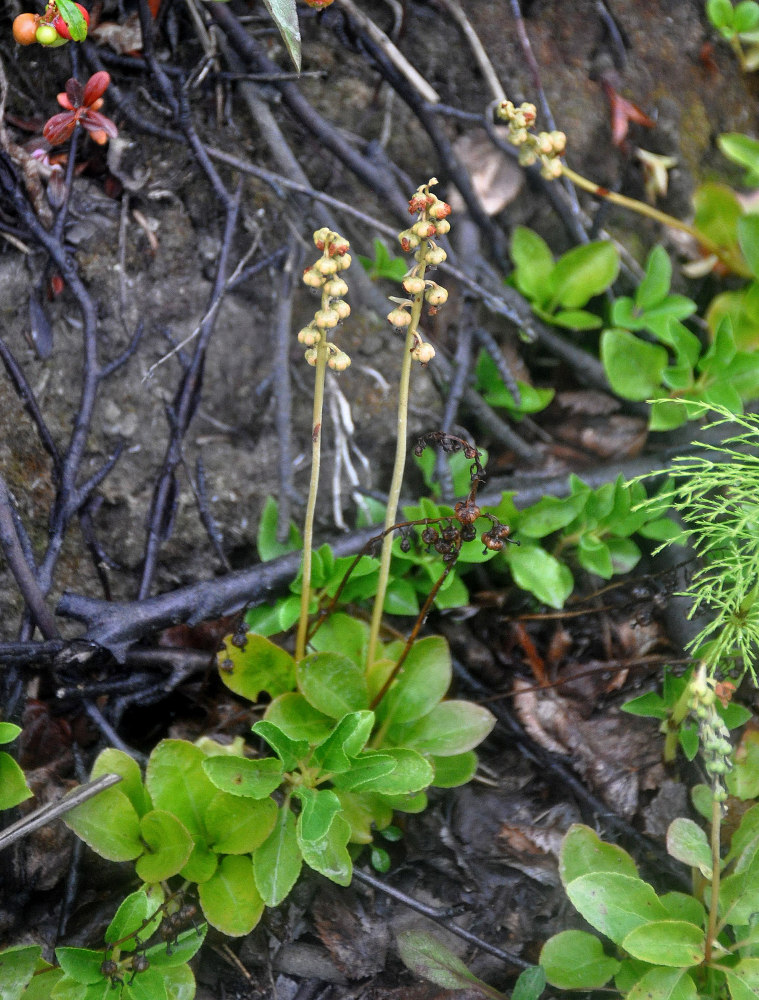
448,128,524,216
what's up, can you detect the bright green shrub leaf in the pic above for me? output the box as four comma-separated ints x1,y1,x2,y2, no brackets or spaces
517,493,587,539
296,652,369,718
666,818,712,877
560,824,638,885
256,496,301,560
649,398,689,430
660,892,706,927
512,965,546,1000
0,753,32,809
719,132,759,184
311,711,375,772
251,720,309,770
708,0,735,27
21,966,63,1000
718,868,759,924
198,854,264,936
396,701,495,756
202,755,284,799
511,226,555,305
0,722,21,744
54,0,88,39
547,241,619,309
726,803,759,863
622,691,668,719
264,693,333,743
205,791,277,854
136,810,194,882
622,920,704,966
727,957,759,1000
122,965,167,1000
218,632,296,702
551,309,603,330
91,748,149,817
607,536,642,574
381,789,428,813
145,740,217,841
566,872,668,944
334,789,393,843
180,842,217,884
735,1,759,33
577,534,613,578
694,182,744,248
144,925,207,968
506,543,574,608
637,245,672,309
0,945,43,1000
601,328,668,399
253,806,302,906
330,753,397,791
55,949,105,986
397,929,493,992
63,785,142,862
295,787,341,843
299,813,352,885
540,929,620,989
434,573,470,609
105,890,151,948
679,725,700,761
383,577,420,615
627,968,697,1000
158,963,196,1000
376,636,451,726
350,747,433,794
430,751,478,787
308,613,369,665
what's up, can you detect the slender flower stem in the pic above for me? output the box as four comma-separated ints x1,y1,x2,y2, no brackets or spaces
366,316,418,667
561,164,750,277
705,792,722,963
296,329,328,662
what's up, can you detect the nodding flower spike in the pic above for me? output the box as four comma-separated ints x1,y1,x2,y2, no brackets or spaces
301,229,351,369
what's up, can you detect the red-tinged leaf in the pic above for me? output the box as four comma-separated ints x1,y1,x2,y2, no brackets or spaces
65,77,84,107
43,112,77,146
83,111,118,138
602,80,654,147
85,129,108,145
57,93,75,110
83,71,110,106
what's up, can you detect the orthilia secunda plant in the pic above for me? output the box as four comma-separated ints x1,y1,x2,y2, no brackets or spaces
295,228,352,660
366,178,450,668
495,98,749,276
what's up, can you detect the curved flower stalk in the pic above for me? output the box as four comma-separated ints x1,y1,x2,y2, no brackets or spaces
366,179,451,667
295,228,352,660
495,98,749,276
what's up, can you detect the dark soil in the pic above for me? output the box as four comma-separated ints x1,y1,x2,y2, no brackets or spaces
0,1,756,997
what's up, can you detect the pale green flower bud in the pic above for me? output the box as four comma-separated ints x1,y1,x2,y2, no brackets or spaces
411,341,435,364
315,308,340,329
325,278,348,298
333,299,351,320
297,325,321,346
328,350,351,371
424,246,447,266
335,252,352,271
388,307,412,327
304,348,318,366
403,276,426,295
425,284,448,306
303,267,326,288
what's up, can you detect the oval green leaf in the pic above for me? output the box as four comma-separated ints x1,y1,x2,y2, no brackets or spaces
202,755,283,799
62,785,142,862
205,791,277,854
376,636,452,726
253,806,302,906
666,818,712,877
218,633,296,702
394,701,495,756
622,920,704,967
540,929,620,989
296,652,369,718
559,823,638,885
197,855,264,936
566,872,667,944
136,810,194,883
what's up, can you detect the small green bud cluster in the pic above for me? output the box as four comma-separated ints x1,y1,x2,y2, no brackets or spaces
387,179,453,366
688,667,733,802
495,100,567,180
299,229,352,371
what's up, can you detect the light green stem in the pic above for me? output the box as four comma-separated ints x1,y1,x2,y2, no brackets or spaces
366,275,427,667
705,793,722,963
296,327,329,661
